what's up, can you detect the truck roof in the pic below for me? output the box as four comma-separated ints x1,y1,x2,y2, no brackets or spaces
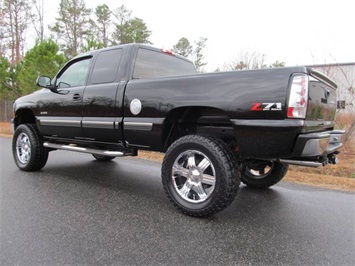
73,43,193,63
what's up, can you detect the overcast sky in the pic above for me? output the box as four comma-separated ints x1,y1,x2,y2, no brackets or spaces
40,0,354,71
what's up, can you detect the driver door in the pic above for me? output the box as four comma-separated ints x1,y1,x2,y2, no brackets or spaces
37,57,92,139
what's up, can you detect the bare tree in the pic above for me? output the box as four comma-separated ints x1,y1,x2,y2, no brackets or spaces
1,0,31,64
194,37,207,73
225,51,267,71
30,0,45,41
0,7,5,56
313,64,355,146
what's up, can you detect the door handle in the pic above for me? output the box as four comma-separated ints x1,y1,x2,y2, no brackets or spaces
73,93,81,100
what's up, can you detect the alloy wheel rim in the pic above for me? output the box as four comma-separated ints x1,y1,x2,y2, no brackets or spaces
246,162,274,179
172,150,216,203
16,132,31,164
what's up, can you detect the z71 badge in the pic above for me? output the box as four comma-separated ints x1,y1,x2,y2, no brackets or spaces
250,102,282,111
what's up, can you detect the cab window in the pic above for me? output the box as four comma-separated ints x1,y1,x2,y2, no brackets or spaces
133,48,196,79
90,49,122,84
56,58,91,88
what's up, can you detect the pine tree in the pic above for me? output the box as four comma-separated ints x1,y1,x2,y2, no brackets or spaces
17,39,66,95
49,0,92,58
172,38,193,58
112,5,151,45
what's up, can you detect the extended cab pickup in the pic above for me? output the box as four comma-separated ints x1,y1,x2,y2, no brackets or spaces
12,43,344,217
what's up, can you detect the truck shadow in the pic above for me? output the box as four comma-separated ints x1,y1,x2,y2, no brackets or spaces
42,155,290,221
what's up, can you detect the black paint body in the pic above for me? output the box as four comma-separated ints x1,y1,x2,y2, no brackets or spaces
13,44,338,160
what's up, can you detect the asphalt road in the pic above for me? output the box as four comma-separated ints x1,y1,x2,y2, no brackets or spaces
1,137,354,265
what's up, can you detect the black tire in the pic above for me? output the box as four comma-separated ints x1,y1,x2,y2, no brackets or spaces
241,161,288,189
12,124,49,171
92,154,115,161
162,135,240,217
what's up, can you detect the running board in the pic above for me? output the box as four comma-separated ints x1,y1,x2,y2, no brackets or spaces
43,142,129,157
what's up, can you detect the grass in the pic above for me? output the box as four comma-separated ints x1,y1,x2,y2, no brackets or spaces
1,122,354,192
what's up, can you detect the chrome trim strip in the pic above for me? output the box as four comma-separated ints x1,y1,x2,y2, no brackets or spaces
231,119,305,127
124,122,153,131
39,119,81,127
82,121,114,129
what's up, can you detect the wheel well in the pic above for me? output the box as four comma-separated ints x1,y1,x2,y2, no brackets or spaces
162,107,236,150
14,109,36,129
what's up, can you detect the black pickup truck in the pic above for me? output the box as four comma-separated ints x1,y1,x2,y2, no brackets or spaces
11,43,344,217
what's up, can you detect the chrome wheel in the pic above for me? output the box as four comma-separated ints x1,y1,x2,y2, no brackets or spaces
12,124,48,171
16,132,31,164
162,135,240,217
172,150,216,203
241,161,288,189
245,161,274,179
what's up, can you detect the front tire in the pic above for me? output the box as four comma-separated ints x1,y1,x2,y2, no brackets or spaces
162,135,240,217
12,124,48,171
241,161,288,189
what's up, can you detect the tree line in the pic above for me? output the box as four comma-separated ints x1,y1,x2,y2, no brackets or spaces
0,0,285,102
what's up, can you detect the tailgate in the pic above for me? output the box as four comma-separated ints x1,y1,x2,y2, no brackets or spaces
305,69,337,132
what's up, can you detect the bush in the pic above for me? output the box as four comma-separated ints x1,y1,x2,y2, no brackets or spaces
335,112,355,149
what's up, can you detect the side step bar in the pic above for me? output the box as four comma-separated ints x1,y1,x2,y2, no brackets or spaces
43,142,130,157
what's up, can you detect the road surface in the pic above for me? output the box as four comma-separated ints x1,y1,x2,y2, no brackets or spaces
1,137,354,265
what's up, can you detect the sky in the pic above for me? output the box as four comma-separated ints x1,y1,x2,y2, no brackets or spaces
38,0,355,71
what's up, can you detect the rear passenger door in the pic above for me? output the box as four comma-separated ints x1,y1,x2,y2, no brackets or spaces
82,48,124,142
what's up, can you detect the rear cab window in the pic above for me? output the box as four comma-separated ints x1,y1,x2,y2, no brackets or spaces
133,48,197,79
90,48,123,84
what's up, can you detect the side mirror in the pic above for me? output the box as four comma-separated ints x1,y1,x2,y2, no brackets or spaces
36,76,52,88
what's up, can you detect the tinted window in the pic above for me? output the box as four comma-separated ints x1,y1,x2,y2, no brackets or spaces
133,48,196,79
56,58,91,88
91,49,122,84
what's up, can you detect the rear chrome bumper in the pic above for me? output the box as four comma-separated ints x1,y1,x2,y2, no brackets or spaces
278,130,345,168
292,130,344,157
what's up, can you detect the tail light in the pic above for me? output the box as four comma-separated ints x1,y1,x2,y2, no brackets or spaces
287,74,309,118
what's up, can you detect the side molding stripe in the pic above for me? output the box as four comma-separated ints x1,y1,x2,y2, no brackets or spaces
123,122,153,131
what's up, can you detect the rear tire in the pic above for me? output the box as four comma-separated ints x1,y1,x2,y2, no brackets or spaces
241,161,288,189
12,124,48,171
162,135,240,217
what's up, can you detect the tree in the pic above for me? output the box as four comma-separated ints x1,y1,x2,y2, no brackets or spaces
269,61,285,68
111,5,151,45
0,6,6,56
1,0,31,65
94,4,111,47
227,51,267,70
30,0,45,41
0,56,10,98
17,39,66,95
318,64,355,146
49,0,92,58
172,37,192,58
225,52,286,71
81,38,103,52
172,37,208,72
194,37,207,73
